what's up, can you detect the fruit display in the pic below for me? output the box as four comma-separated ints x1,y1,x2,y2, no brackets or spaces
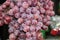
0,0,55,40
51,16,60,36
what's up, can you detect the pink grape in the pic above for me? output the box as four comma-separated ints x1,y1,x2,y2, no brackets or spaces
32,19,37,25
24,20,31,26
33,13,39,19
48,1,54,6
45,21,51,26
4,1,10,6
46,15,51,21
21,12,27,18
4,16,12,24
22,2,29,8
26,32,31,38
20,7,25,13
19,32,25,39
0,6,3,11
26,7,32,13
23,25,30,32
31,32,36,37
13,6,19,13
40,7,45,14
38,16,43,22
14,30,20,36
14,12,20,18
2,4,6,9
9,33,16,40
17,2,22,7
8,9,14,16
8,27,14,33
43,25,48,30
50,11,55,16
17,18,24,24
37,22,43,27
32,7,37,13
49,6,53,11
36,26,41,31
10,2,15,8
30,25,36,32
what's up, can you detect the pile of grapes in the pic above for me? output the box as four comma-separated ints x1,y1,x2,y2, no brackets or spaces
0,0,55,40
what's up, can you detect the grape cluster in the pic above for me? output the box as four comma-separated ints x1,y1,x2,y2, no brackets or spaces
0,0,55,40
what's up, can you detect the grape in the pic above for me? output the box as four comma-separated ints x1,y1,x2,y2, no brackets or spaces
19,26,23,31
2,4,6,9
9,33,16,40
33,13,39,19
21,12,27,18
17,2,21,7
32,37,36,40
38,16,43,22
21,23,26,27
0,6,3,11
23,25,30,32
42,25,48,30
13,23,19,29
49,6,53,11
26,7,32,13
14,12,20,18
37,22,43,27
46,15,51,21
4,1,10,6
20,7,25,13
32,7,37,13
43,18,48,23
31,32,36,37
50,11,55,16
26,37,32,40
27,0,32,5
8,27,14,33
10,2,15,8
36,10,40,14
40,7,45,14
45,21,51,26
44,4,49,10
8,9,14,16
46,10,51,15
36,26,41,31
22,2,29,8
4,16,12,24
27,14,33,20
32,19,37,25
19,32,25,39
30,25,36,32
26,32,31,38
37,32,43,40
17,18,24,24
13,6,19,13
24,20,31,26
14,30,20,36
37,2,41,6
48,1,54,6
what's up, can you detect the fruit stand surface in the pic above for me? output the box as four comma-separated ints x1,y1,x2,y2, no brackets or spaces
45,36,60,40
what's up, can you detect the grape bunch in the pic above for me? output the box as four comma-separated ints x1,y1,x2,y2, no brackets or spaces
0,0,55,40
